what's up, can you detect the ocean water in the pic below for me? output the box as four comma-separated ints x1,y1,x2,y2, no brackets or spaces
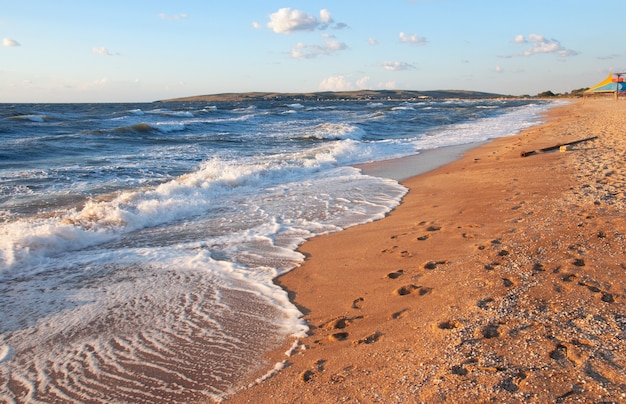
0,98,555,402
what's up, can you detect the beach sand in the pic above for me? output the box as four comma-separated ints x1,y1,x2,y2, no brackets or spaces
226,98,626,403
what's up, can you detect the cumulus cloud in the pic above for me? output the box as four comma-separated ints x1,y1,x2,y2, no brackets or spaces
319,75,376,91
356,76,371,89
267,8,346,34
319,75,354,91
2,38,20,47
319,9,332,24
513,34,526,44
92,47,118,56
382,61,416,71
368,38,379,46
512,34,578,57
291,34,347,59
399,32,427,45
159,13,188,20
251,21,262,29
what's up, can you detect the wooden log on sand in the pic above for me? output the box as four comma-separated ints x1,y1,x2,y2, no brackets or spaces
520,136,598,157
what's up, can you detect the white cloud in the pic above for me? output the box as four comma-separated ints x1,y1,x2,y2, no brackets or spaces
319,75,355,91
92,47,117,56
399,32,427,45
268,8,320,33
513,34,578,57
319,9,332,24
382,61,416,71
159,13,188,20
513,34,526,44
267,8,346,34
2,38,20,47
356,76,370,89
368,38,378,46
251,21,262,29
291,35,347,59
495,65,503,73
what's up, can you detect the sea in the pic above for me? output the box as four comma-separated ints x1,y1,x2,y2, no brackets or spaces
0,98,556,402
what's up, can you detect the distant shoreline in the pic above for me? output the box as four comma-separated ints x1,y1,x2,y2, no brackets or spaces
159,89,514,103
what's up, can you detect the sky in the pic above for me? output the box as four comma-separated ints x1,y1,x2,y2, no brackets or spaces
1,0,625,103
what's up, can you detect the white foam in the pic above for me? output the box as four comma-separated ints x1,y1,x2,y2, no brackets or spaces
0,344,12,363
11,114,46,123
306,123,366,140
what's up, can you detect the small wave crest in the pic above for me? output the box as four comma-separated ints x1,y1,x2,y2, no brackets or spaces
301,123,366,140
145,108,195,118
8,114,47,123
111,122,186,135
116,122,156,133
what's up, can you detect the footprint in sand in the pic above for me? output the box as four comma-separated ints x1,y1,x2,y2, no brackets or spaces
477,298,495,310
321,315,366,342
451,365,469,376
386,269,404,279
532,262,545,272
353,331,383,345
391,308,409,319
484,261,500,271
300,370,315,382
419,287,433,296
394,284,419,296
601,293,615,303
438,320,461,330
351,297,364,309
328,332,349,342
320,316,351,330
502,278,515,287
423,260,448,270
549,343,568,361
479,323,501,339
561,273,577,282
393,284,432,296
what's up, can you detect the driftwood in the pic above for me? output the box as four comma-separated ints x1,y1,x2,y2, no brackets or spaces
520,136,598,157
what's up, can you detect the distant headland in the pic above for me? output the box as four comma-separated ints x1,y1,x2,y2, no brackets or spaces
159,89,509,103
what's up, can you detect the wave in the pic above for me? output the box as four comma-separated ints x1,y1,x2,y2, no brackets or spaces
8,114,47,123
145,108,195,118
299,123,366,140
110,122,186,135
0,134,386,275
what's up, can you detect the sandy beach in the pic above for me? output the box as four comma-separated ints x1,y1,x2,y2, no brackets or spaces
227,98,626,403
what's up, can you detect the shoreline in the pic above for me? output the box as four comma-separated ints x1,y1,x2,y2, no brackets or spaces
355,142,487,182
227,98,626,403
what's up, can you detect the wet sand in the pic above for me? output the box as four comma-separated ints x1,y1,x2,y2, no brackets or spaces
226,98,626,403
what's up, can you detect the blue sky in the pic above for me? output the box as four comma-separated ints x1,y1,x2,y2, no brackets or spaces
1,0,625,102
